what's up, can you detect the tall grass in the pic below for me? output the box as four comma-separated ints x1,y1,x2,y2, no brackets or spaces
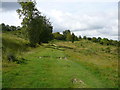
55,40,118,87
2,33,30,63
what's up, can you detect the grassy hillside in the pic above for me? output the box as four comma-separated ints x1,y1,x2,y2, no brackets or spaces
2,32,118,88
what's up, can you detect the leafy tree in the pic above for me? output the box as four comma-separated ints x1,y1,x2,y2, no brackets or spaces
17,1,53,46
1,23,21,31
16,26,21,30
66,33,72,41
100,38,109,45
62,30,78,42
83,36,87,39
53,32,64,40
92,37,97,42
71,33,75,43
97,37,102,42
1,23,6,31
63,30,71,40
79,35,82,40
6,25,11,31
10,26,16,31
74,36,78,41
87,37,92,40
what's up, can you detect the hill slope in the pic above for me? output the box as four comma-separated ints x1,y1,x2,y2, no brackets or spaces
2,33,118,88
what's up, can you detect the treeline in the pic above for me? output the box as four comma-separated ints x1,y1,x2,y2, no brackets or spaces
0,23,21,31
53,30,120,46
2,22,119,46
53,30,78,43
82,36,120,46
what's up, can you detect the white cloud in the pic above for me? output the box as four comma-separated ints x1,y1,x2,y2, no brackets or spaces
1,11,22,26
0,1,118,40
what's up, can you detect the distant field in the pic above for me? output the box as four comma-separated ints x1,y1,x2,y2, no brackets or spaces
2,32,118,88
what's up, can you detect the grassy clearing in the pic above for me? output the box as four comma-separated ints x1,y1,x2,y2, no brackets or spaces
2,33,118,88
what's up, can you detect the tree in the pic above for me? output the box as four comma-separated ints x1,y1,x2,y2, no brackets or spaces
1,23,11,31
83,36,87,39
66,33,72,41
71,33,75,43
10,26,16,31
92,37,97,42
63,30,71,40
79,35,82,40
74,36,78,41
1,23,5,31
16,26,21,30
17,1,53,46
87,37,92,40
100,38,109,45
62,30,78,42
97,37,101,42
53,32,64,40
1,23,21,31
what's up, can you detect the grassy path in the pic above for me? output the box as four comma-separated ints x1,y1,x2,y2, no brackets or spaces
3,45,110,88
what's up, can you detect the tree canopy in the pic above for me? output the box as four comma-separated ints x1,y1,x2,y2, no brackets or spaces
0,23,21,31
17,1,53,46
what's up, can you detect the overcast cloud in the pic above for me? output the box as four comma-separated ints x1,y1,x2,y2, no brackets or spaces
2,2,20,11
0,1,119,40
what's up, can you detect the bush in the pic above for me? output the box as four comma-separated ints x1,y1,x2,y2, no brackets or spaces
7,53,17,62
7,53,26,64
105,47,111,53
92,37,97,43
16,57,26,64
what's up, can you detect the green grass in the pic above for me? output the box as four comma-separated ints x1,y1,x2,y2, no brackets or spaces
2,33,30,61
2,33,118,88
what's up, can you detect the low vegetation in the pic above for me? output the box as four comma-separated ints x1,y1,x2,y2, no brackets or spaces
2,31,119,88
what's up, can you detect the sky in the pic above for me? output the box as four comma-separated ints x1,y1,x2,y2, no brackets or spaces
0,0,119,40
